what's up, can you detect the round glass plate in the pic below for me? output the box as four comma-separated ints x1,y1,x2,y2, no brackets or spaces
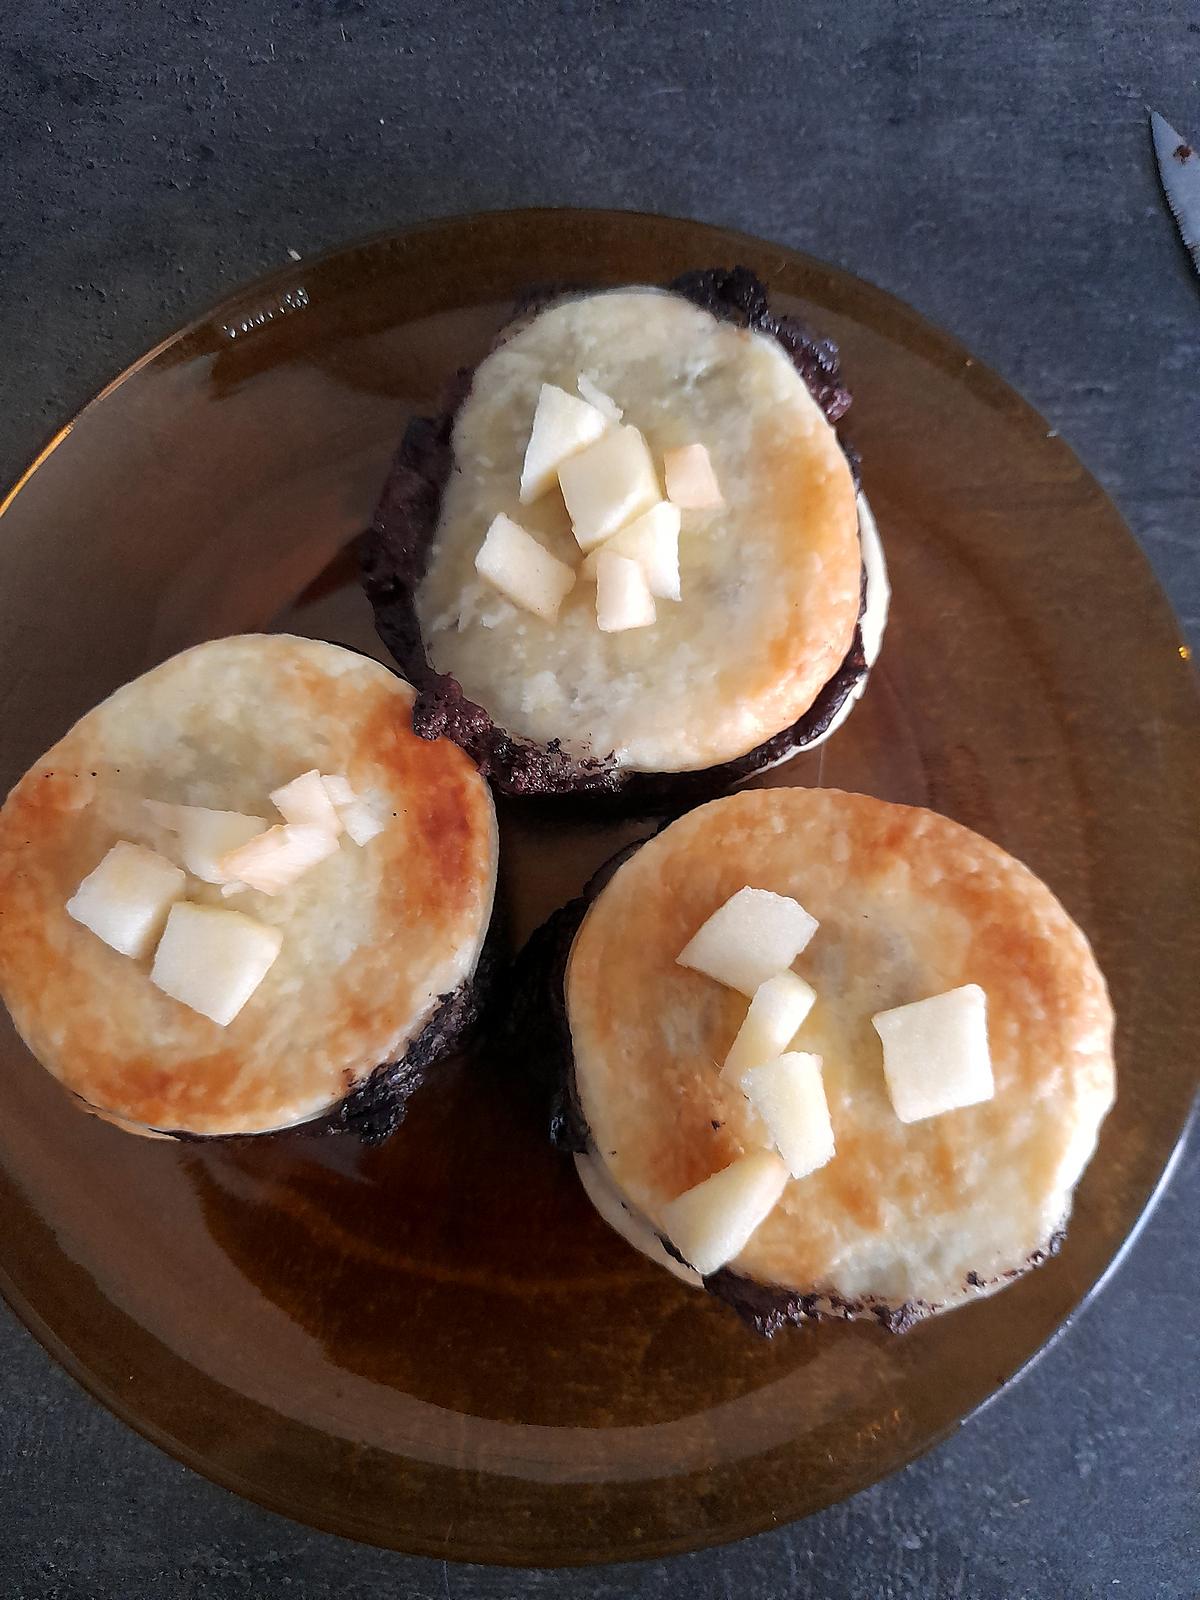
0,210,1196,1567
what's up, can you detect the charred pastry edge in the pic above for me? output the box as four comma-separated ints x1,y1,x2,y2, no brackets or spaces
72,934,501,1146
706,1227,1068,1339
313,932,502,1145
360,266,869,807
512,836,1069,1337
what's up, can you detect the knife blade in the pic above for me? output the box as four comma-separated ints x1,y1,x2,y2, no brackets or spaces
1150,109,1200,278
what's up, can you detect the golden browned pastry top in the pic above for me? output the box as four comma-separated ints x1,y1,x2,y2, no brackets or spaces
417,290,861,773
0,635,498,1135
566,788,1115,1313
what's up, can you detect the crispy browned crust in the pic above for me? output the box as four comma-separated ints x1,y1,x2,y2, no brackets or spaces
360,267,867,806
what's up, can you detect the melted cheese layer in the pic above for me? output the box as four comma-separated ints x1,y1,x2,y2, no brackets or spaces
0,635,498,1136
418,290,862,773
565,789,1115,1316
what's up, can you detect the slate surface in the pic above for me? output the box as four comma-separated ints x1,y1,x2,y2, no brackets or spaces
0,3,1196,1596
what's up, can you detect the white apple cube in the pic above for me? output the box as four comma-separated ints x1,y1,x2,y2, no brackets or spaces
664,442,724,509
576,373,622,423
317,774,385,846
872,984,994,1124
150,902,283,1026
217,822,340,896
677,886,818,998
721,970,816,1083
519,383,610,503
594,551,657,633
475,513,576,622
319,773,357,808
145,802,270,885
739,1052,835,1180
557,425,662,552
338,799,385,846
581,502,682,601
66,841,186,959
659,1151,788,1276
270,769,343,836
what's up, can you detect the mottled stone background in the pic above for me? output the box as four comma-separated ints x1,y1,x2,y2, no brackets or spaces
0,3,1196,1596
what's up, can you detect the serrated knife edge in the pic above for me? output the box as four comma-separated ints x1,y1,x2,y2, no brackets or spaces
1150,108,1200,278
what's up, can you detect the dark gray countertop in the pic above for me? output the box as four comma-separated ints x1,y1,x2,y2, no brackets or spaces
1,4,1197,1596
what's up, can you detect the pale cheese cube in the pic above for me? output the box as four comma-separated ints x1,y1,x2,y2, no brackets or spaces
581,502,682,601
217,822,340,896
66,841,186,959
721,970,816,1083
872,984,994,1123
318,774,385,846
475,513,576,622
677,886,818,997
270,769,343,836
338,799,385,846
739,1052,835,1179
144,802,270,885
576,373,623,423
519,383,610,503
659,1151,788,1276
557,425,661,551
150,902,283,1026
319,773,357,808
664,442,724,509
594,551,656,633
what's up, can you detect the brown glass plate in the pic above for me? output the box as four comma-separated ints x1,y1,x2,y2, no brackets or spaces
0,210,1196,1567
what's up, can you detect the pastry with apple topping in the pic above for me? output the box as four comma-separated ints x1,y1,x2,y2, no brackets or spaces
515,787,1115,1332
0,635,498,1140
362,267,888,805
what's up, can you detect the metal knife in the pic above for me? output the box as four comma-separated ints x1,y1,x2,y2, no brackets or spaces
1150,109,1200,279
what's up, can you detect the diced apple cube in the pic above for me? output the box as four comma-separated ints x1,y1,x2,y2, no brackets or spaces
581,502,682,601
217,822,340,896
576,373,623,423
338,799,385,846
594,551,656,633
519,383,610,503
659,1151,788,1276
150,902,283,1026
475,513,576,622
319,773,357,808
66,841,186,959
145,802,270,885
316,773,385,846
721,970,816,1083
143,799,186,829
677,886,818,998
270,769,343,836
739,1052,835,1179
872,984,993,1123
557,425,662,552
664,442,724,509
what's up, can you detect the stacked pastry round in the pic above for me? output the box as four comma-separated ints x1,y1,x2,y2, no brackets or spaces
0,635,498,1139
363,269,887,803
548,788,1116,1330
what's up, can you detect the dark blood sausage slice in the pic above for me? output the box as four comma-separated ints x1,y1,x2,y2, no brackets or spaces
508,834,1056,1338
360,267,868,808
